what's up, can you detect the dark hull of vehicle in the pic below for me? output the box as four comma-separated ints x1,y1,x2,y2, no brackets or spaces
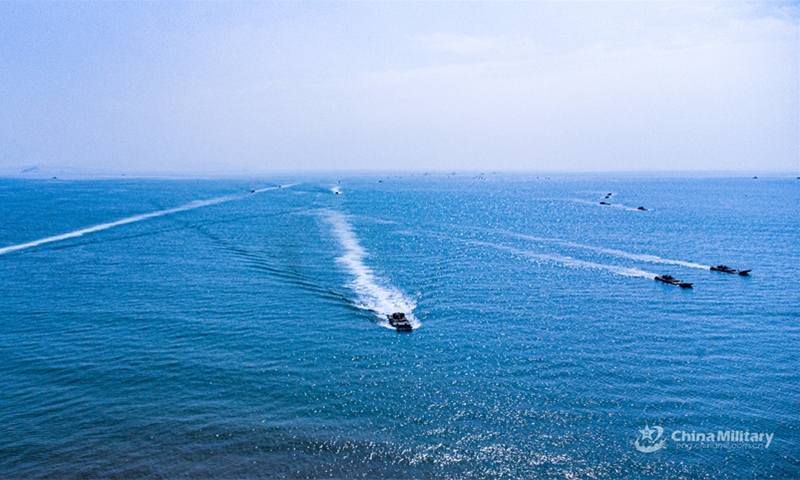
388,312,413,332
710,265,750,276
655,276,693,288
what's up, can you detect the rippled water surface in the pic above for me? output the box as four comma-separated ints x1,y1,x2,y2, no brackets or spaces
1,174,798,478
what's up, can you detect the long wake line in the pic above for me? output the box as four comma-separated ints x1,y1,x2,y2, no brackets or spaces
486,229,710,270
0,184,297,256
323,210,418,329
466,239,658,279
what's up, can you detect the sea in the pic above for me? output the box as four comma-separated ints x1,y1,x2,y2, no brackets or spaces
1,173,798,479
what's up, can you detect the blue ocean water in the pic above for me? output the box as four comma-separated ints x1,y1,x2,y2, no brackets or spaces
0,174,798,478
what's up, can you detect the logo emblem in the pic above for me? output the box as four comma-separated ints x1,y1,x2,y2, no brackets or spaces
635,424,667,453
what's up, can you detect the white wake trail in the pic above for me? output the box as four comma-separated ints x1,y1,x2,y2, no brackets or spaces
0,184,296,256
569,198,646,212
498,231,709,270
468,240,658,279
324,210,418,329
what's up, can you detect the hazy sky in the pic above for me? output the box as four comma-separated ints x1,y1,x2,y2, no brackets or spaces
0,1,797,174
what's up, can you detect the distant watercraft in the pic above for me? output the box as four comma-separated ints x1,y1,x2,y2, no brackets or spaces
655,275,693,288
710,265,750,276
600,201,610,205
388,312,413,332
637,206,647,211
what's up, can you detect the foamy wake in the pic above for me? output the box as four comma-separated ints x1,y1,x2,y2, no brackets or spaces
468,240,657,279
569,198,647,212
498,231,709,270
324,210,418,329
0,184,297,256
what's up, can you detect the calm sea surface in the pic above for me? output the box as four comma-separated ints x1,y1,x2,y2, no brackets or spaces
1,174,798,478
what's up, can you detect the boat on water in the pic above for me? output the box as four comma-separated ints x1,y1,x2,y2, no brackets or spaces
655,275,693,288
388,312,413,332
710,265,750,276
